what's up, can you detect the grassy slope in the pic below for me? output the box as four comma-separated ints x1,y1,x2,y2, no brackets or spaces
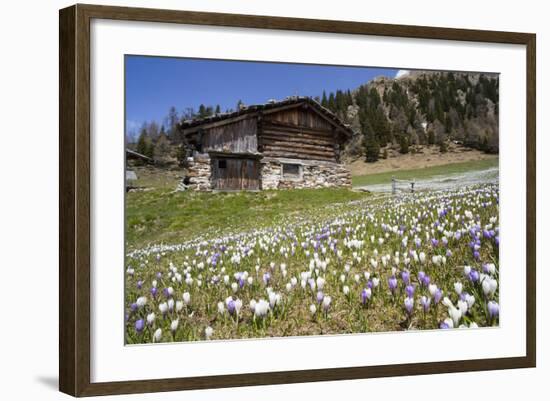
126,188,370,249
352,158,498,187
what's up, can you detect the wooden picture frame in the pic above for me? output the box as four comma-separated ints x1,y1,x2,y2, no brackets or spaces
59,3,536,397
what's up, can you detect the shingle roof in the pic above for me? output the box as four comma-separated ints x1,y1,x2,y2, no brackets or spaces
178,96,353,136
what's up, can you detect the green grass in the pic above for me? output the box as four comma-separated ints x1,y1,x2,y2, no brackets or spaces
125,183,500,343
352,158,499,187
126,188,371,249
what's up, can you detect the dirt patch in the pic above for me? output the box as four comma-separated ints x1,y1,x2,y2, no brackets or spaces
347,143,498,176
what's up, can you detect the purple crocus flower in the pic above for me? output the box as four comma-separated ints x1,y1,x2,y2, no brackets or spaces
420,295,431,312
130,303,138,312
469,269,480,283
431,238,439,247
156,272,162,279
418,271,426,284
316,291,325,304
135,319,145,333
137,280,143,290
388,276,398,294
263,272,271,285
227,299,236,315
446,249,453,258
361,288,371,305
473,251,481,261
405,284,415,298
421,275,431,287
434,288,443,304
454,232,461,241
415,238,421,248
488,301,500,318
367,279,373,289
401,270,410,285
440,321,451,329
495,236,500,246
441,237,448,247
150,287,158,298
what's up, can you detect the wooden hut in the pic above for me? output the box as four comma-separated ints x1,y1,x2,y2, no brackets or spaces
179,97,353,191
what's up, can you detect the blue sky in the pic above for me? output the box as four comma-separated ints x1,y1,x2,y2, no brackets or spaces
125,55,399,136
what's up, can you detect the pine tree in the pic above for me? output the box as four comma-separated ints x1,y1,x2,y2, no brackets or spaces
166,106,179,142
364,132,380,163
136,127,148,157
136,125,154,160
321,91,328,107
198,104,207,118
427,129,435,145
399,135,409,154
328,92,336,112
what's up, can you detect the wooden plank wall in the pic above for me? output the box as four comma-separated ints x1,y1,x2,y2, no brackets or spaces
211,157,260,190
259,108,338,162
203,117,258,153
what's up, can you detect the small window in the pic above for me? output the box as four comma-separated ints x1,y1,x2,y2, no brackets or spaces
282,163,301,179
218,160,227,169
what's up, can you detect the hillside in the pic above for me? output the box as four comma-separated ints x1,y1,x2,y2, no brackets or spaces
319,70,499,161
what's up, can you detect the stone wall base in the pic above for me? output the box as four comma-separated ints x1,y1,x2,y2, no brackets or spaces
186,153,212,191
184,155,352,191
260,159,352,190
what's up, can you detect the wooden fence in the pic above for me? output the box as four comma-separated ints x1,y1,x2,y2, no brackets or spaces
391,176,416,195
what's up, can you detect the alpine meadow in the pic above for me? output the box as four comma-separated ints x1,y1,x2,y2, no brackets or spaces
124,57,499,344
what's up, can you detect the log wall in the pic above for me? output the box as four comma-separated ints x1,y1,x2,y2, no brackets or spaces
259,107,339,162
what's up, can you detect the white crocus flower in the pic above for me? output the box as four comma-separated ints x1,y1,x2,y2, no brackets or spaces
175,300,184,312
486,263,496,275
235,299,243,315
205,326,213,340
465,294,476,309
182,292,191,305
343,285,350,295
419,252,426,264
457,300,468,315
146,312,155,325
482,278,498,297
309,304,317,315
217,301,225,315
454,282,463,295
316,277,326,290
158,302,168,314
170,319,179,332
153,328,162,342
136,296,147,307
254,299,270,317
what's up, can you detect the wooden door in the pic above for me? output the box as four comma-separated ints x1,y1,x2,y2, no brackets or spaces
211,157,259,190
